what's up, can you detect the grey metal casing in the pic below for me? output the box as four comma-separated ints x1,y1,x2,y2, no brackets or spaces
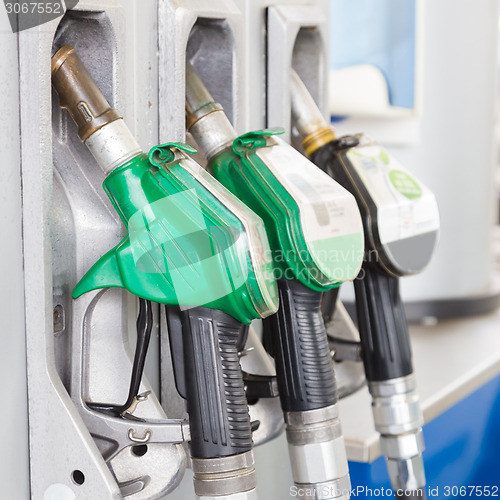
7,0,352,498
18,1,187,498
230,0,329,139
0,9,30,500
266,3,330,145
158,0,248,144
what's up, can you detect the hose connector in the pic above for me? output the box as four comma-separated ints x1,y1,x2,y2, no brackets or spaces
285,405,351,500
192,451,257,499
369,375,426,494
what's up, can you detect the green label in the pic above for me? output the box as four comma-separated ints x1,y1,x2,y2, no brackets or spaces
388,170,422,200
379,149,390,165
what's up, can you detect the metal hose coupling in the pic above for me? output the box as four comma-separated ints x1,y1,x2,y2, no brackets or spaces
185,60,237,160
191,451,258,500
51,45,141,174
285,405,351,500
368,374,426,496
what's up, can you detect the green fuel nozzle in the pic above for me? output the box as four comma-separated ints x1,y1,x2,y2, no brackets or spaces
290,68,440,498
52,47,280,499
186,61,365,500
185,61,364,290
51,46,277,325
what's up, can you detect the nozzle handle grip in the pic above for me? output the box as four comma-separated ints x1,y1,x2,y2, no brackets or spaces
262,279,337,412
354,264,413,382
166,306,253,459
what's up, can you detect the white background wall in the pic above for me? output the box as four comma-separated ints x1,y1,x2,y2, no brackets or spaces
335,0,500,304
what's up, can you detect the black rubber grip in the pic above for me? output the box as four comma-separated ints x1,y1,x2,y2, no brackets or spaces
262,279,338,412
165,306,253,459
354,264,413,381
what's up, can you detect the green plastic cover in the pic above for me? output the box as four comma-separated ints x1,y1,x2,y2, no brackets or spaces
72,143,278,325
209,130,365,292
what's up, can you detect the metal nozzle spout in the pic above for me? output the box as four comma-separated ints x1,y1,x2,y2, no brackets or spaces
185,60,221,121
185,60,237,160
51,45,141,174
387,455,426,497
51,45,121,141
290,69,336,156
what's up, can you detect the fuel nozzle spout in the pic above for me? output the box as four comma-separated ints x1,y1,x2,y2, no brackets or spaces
185,60,237,160
51,45,141,174
51,45,120,141
185,60,221,122
289,69,336,157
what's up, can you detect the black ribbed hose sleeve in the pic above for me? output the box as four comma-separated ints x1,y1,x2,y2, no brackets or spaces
262,279,338,413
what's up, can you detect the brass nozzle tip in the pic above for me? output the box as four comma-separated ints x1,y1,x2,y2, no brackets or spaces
302,126,337,157
50,44,121,142
51,45,76,76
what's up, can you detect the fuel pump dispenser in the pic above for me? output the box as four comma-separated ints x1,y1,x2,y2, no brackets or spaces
185,61,365,500
51,45,280,500
289,69,440,498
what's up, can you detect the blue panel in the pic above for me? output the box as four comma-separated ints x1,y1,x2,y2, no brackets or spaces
330,0,416,109
349,374,500,497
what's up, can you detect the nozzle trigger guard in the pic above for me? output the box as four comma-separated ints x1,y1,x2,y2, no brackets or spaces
148,142,197,167
232,127,285,156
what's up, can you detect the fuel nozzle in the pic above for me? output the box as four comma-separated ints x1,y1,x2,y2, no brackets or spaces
51,45,141,174
185,60,237,160
290,68,337,157
290,69,431,499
